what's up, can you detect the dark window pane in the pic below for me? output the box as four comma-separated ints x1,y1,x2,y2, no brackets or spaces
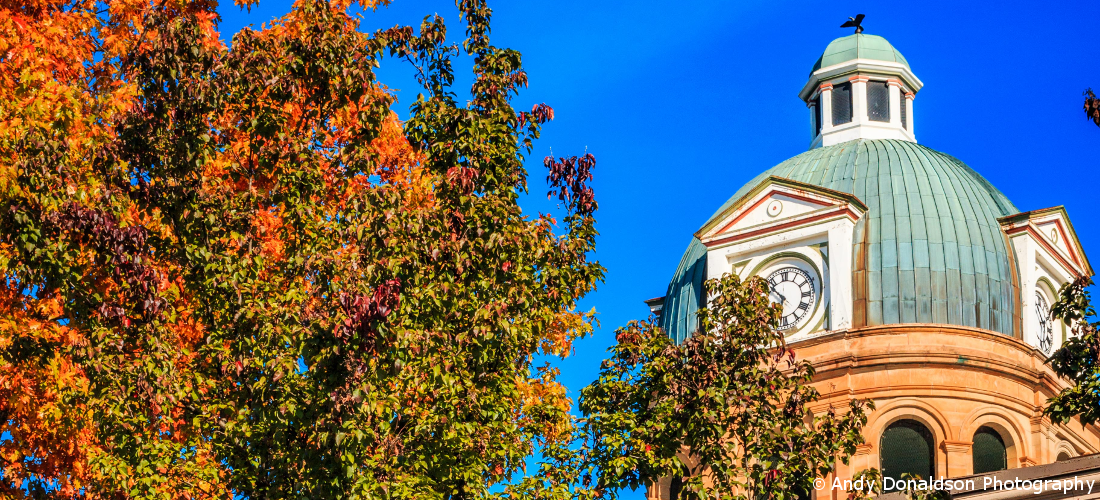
832,82,852,126
815,94,822,136
1058,452,1072,462
880,420,934,490
973,427,1007,474
900,90,908,130
868,81,890,122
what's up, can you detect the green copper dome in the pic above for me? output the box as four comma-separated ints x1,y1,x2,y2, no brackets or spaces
811,34,910,74
660,139,1020,344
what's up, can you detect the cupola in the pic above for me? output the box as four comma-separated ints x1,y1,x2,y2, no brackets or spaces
799,34,923,149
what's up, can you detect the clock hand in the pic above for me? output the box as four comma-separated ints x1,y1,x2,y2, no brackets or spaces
770,287,789,306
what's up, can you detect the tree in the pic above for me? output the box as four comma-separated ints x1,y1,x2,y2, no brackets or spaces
1047,88,1100,424
578,274,871,500
0,0,602,498
1085,89,1100,127
1044,276,1100,426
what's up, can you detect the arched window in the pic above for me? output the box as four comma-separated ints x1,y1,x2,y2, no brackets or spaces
880,419,935,490
1058,451,1072,462
972,426,1007,474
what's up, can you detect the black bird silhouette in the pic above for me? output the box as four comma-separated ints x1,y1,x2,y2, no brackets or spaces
841,14,865,34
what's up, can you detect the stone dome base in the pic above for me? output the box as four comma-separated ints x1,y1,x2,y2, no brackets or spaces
798,325,1100,491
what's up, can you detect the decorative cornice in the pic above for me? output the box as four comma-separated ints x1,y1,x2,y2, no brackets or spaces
1031,413,1052,428
789,324,1075,396
701,207,858,249
999,206,1093,276
695,175,868,239
800,59,924,102
1004,224,1085,278
942,440,973,453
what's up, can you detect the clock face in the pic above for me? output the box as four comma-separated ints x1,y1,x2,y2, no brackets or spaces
766,266,817,331
1035,291,1054,354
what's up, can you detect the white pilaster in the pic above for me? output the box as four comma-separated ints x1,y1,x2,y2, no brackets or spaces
905,93,915,138
850,75,869,126
828,223,854,330
820,83,834,134
800,55,922,149
888,79,902,128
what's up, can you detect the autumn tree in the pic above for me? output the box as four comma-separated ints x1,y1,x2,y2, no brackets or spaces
0,0,602,498
1085,89,1100,127
578,274,871,500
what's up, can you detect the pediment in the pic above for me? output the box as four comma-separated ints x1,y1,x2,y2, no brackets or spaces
697,176,867,248
999,206,1093,277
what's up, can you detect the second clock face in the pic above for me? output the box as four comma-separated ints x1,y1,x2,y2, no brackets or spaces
1035,291,1054,354
766,266,817,331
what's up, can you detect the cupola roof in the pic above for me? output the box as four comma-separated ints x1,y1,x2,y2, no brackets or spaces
811,34,910,74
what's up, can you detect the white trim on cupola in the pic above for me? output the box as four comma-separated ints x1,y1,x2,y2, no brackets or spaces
802,58,923,149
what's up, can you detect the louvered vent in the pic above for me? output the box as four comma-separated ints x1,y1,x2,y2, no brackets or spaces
900,91,908,130
814,94,822,136
972,427,1007,474
832,82,852,125
867,81,890,122
880,420,935,491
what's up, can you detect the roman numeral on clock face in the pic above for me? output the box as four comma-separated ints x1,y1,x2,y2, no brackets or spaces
764,265,817,332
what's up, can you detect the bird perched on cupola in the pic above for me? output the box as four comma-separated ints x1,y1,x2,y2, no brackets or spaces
841,14,865,33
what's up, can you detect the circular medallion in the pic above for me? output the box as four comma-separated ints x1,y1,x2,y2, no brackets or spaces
766,200,783,217
1051,228,1059,244
765,266,816,331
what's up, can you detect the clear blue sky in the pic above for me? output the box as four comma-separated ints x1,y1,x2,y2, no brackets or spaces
218,0,1100,485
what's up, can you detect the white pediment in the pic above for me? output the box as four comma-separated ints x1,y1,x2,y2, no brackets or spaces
999,207,1092,278
697,176,867,249
1035,219,1071,259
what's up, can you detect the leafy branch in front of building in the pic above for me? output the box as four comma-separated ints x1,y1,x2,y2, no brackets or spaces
577,273,872,500
1045,276,1100,425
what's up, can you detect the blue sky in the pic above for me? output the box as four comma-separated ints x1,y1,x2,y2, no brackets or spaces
217,0,1100,486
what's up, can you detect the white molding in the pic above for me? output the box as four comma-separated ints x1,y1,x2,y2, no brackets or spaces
802,60,921,148
799,59,924,101
700,177,868,339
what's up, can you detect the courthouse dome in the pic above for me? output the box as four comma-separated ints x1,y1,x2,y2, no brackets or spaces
810,33,910,74
660,139,1020,344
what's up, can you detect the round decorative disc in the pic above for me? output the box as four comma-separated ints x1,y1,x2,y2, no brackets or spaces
766,200,783,217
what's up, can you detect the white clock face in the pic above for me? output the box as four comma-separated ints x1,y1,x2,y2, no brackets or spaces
766,266,817,331
1035,291,1054,354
